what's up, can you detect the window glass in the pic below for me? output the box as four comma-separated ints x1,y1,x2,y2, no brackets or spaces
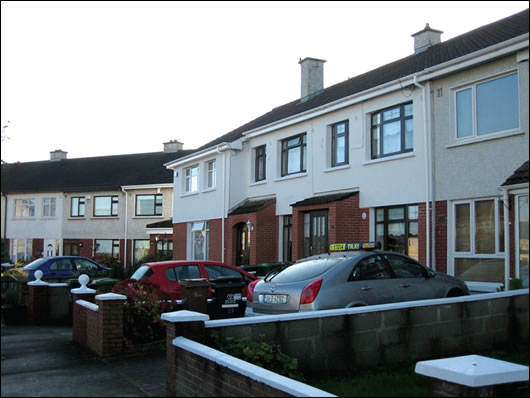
204,264,242,280
475,200,495,254
270,257,347,283
281,133,306,176
42,198,56,217
455,258,504,283
518,195,529,288
133,240,150,264
476,74,519,135
384,254,425,278
352,255,390,280
71,197,85,217
15,199,35,217
456,88,473,138
455,203,471,252
207,160,216,188
94,196,118,216
191,222,209,260
332,121,348,167
74,259,99,272
166,265,201,281
185,165,199,192
136,194,162,216
371,103,413,159
255,145,266,182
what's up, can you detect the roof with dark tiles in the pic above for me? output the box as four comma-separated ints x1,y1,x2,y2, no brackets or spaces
502,161,529,186
228,198,276,216
197,9,529,151
291,191,358,207
1,150,194,193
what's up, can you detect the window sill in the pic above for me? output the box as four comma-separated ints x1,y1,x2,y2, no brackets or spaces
446,129,524,148
249,180,267,187
133,215,164,219
90,217,120,220
323,164,350,173
67,217,86,220
274,172,308,182
362,152,415,166
202,187,216,193
180,191,200,198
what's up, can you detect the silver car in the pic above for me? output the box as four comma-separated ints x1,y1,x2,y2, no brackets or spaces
248,249,469,314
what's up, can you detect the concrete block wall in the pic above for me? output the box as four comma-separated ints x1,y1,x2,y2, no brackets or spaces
211,290,529,373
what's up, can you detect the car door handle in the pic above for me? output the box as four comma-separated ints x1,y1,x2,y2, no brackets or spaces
361,286,372,291
401,283,410,288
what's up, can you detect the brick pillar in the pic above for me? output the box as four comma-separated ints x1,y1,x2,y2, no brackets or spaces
161,311,209,396
94,293,127,356
71,275,97,347
180,279,211,315
27,272,49,325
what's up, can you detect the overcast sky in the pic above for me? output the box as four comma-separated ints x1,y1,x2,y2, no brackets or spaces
1,1,528,163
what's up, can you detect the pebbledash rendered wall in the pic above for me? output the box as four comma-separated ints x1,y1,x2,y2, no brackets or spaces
207,290,529,374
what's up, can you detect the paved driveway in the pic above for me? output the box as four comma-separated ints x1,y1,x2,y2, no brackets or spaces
1,322,167,397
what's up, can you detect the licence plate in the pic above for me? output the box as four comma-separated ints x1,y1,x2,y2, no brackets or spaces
259,294,288,304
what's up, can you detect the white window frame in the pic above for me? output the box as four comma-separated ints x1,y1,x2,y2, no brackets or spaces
14,199,35,218
184,164,200,193
449,198,505,279
42,197,56,218
451,71,521,146
188,221,209,260
206,159,216,189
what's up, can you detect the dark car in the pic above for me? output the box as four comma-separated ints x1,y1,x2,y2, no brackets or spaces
23,256,111,281
131,260,258,300
248,242,470,314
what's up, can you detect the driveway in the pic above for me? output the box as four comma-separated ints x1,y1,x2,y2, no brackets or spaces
1,321,167,397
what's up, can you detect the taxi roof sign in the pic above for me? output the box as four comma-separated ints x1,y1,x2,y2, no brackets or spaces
329,242,379,252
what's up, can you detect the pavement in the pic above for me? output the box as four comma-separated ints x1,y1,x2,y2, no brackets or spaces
1,321,167,397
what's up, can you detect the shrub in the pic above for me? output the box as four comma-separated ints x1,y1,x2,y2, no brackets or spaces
209,330,306,382
112,278,178,344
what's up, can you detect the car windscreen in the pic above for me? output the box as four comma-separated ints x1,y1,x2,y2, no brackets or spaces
131,265,153,280
268,257,343,283
23,258,48,270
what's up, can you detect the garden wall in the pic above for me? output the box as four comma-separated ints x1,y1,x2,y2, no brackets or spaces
206,290,529,373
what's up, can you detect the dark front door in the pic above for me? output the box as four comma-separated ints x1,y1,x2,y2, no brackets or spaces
236,223,250,266
304,210,329,257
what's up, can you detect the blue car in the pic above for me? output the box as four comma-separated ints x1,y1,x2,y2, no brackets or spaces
23,256,111,281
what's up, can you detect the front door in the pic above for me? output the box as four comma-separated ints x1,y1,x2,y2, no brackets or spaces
304,210,329,257
44,239,57,257
236,223,250,266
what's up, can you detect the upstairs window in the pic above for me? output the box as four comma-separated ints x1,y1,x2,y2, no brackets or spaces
281,133,306,176
371,103,413,159
185,165,199,193
255,145,266,182
71,197,85,217
94,196,118,217
136,194,162,216
456,73,519,139
207,160,216,189
42,198,56,217
331,120,349,167
14,199,35,218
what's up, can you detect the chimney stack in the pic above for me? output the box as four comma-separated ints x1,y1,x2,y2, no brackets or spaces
163,140,183,152
299,57,326,102
411,24,443,54
50,149,67,161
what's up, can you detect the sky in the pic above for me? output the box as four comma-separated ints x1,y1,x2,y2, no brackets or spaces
1,1,528,163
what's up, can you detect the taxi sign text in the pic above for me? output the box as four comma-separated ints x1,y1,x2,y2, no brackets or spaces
329,242,377,252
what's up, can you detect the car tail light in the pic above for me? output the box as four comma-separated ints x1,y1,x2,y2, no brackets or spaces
247,279,260,303
300,279,323,305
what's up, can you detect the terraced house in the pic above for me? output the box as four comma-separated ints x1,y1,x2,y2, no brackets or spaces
165,9,529,292
1,141,193,266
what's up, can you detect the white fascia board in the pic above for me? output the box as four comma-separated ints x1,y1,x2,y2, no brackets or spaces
145,228,173,236
164,147,220,170
417,34,529,82
121,183,173,190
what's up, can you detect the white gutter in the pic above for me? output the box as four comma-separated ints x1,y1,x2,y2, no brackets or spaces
498,187,511,291
121,187,128,269
413,76,432,270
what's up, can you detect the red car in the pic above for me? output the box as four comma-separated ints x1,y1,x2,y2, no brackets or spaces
130,260,258,300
